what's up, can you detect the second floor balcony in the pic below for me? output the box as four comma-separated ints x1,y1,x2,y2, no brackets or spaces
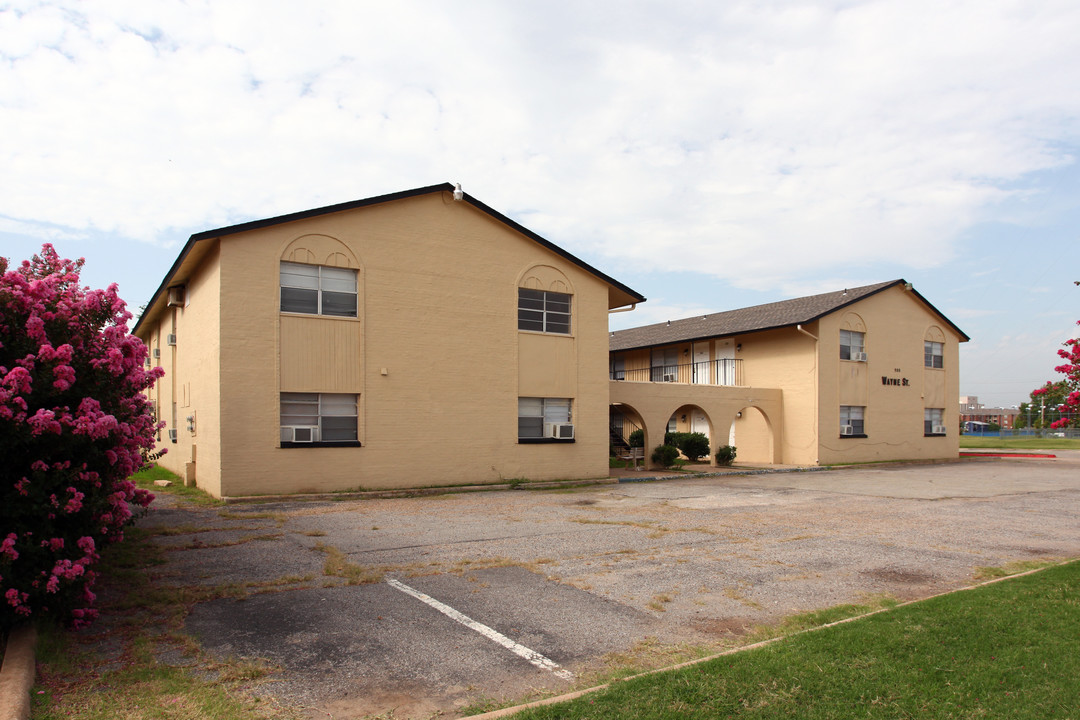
610,359,744,387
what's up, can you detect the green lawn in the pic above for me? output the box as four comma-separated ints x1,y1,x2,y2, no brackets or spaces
508,561,1080,719
959,436,1080,450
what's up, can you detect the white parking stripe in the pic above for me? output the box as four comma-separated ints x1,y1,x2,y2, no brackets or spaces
386,578,574,681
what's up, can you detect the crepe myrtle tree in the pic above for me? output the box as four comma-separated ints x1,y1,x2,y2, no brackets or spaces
1032,282,1080,430
1,245,164,630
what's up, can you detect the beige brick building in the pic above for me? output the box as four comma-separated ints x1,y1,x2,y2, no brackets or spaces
134,184,644,497
609,281,969,466
135,184,968,497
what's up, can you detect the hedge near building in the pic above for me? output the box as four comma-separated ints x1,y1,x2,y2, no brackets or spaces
1,245,163,629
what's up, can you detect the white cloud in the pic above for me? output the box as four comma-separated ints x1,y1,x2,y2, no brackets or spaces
0,0,1078,288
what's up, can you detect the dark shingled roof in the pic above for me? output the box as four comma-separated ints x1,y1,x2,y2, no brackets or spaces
610,279,968,351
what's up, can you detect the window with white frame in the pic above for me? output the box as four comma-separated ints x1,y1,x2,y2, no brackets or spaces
280,262,358,317
518,289,571,334
518,397,572,440
280,393,358,444
840,405,865,436
925,408,945,435
924,341,944,369
840,330,865,360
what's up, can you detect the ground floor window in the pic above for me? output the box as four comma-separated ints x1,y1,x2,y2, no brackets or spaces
840,405,865,437
925,408,946,435
280,392,358,445
519,397,573,441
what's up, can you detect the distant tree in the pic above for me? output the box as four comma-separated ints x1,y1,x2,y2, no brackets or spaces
1,245,164,630
1028,381,1071,428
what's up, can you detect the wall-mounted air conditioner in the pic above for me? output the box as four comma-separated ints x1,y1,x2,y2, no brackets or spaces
852,352,868,362
153,348,161,358
840,425,854,436
286,426,318,443
167,334,177,346
168,429,178,442
166,286,186,307
662,373,677,383
932,425,948,434
544,422,575,440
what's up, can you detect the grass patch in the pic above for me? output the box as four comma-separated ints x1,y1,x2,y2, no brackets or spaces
313,542,385,585
973,559,1060,580
133,465,224,507
507,561,1080,720
30,525,295,720
959,436,1080,450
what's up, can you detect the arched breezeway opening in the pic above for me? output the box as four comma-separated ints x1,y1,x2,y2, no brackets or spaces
610,402,649,458
727,405,776,464
668,404,714,464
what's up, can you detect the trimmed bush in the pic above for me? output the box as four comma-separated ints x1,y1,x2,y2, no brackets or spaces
715,445,737,466
663,431,711,461
628,429,645,448
651,444,680,468
678,432,711,462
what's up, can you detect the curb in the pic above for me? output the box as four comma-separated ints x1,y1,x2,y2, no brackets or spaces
0,624,37,720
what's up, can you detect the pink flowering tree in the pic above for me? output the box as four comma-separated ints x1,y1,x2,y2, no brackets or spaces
1,245,164,629
1032,282,1080,430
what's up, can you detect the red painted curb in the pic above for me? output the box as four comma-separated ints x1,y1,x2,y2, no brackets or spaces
959,452,1056,459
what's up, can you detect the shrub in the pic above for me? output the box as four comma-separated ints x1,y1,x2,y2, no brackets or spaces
628,429,644,448
715,445,737,466
651,444,680,468
678,432,711,461
662,431,710,462
1,245,164,630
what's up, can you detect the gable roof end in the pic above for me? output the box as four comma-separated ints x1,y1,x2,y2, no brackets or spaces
134,183,645,335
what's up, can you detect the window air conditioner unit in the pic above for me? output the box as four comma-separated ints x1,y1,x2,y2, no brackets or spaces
853,352,868,362
840,425,855,436
168,429,177,442
288,426,318,443
932,425,948,434
544,422,575,440
166,286,186,307
662,373,677,383
167,334,177,346
152,348,161,358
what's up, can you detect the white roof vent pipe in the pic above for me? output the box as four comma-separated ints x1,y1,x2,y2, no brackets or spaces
453,183,464,201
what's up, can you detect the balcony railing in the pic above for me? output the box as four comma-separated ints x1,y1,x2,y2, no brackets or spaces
610,359,744,387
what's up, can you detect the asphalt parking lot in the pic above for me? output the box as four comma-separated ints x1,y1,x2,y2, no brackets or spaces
141,453,1080,719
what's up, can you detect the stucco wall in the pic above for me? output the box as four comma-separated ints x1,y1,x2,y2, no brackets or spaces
202,190,613,496
140,242,223,496
816,285,962,464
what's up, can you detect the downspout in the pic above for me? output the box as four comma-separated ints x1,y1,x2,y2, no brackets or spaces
796,324,819,465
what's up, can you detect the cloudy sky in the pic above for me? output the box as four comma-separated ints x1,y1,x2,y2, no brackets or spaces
2,0,1078,407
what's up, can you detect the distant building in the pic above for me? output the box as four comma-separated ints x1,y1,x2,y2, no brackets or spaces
959,396,1018,430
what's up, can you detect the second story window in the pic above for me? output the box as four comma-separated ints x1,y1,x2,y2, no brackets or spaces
925,341,943,368
280,262,358,317
518,289,571,334
840,330,865,361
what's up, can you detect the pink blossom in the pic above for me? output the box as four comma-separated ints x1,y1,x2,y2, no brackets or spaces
1,534,18,561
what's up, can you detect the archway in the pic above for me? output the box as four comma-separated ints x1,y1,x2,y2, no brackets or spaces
609,402,648,456
728,405,776,464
